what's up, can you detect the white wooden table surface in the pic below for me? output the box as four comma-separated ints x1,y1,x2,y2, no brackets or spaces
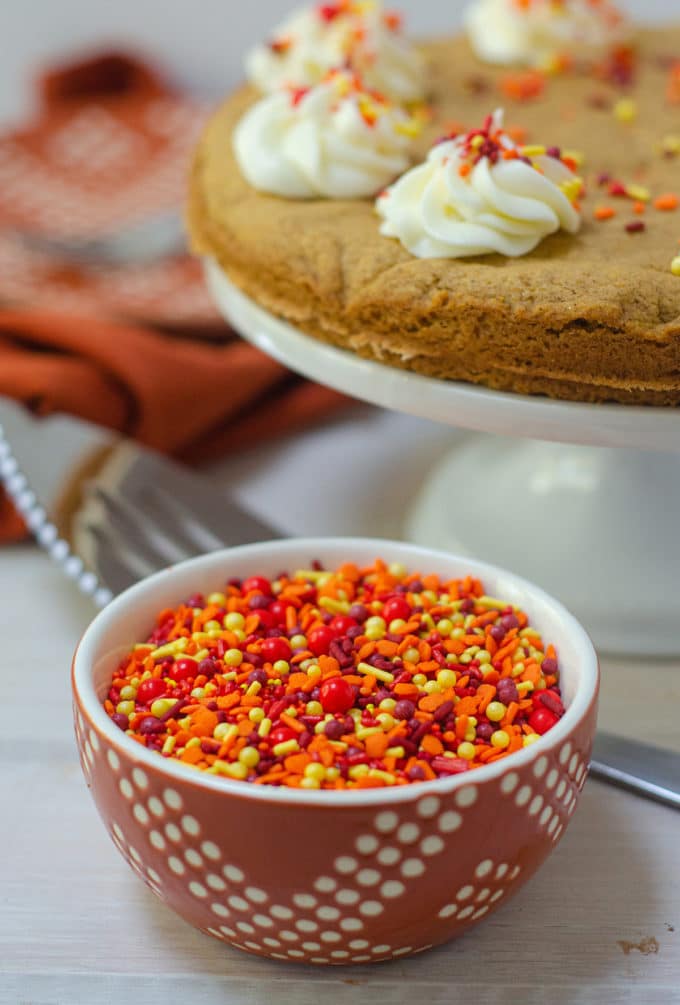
1,407,679,1005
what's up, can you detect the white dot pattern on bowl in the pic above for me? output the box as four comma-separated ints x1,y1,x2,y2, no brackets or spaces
79,719,593,965
314,877,337,893
436,857,522,921
132,768,149,790
401,858,425,878
421,835,444,856
438,811,462,834
416,796,441,819
377,846,401,866
334,856,357,875
293,893,317,909
356,835,379,855
374,811,399,834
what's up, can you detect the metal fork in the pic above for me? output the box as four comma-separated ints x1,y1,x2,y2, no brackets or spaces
72,447,280,600
0,397,279,606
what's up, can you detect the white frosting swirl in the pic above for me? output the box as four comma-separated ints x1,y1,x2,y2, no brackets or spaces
376,112,581,258
246,2,426,103
234,72,418,199
464,0,631,68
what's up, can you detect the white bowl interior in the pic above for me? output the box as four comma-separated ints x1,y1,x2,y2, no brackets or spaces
73,538,598,805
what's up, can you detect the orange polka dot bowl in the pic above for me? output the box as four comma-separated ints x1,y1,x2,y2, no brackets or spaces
72,538,599,965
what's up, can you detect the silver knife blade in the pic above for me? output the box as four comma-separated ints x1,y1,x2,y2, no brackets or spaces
590,731,680,811
0,396,280,605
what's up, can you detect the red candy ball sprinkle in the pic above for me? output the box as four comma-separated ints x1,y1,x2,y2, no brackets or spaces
319,677,355,714
528,707,560,735
261,637,292,663
136,677,166,704
329,614,358,636
242,576,272,596
382,596,412,623
307,625,337,656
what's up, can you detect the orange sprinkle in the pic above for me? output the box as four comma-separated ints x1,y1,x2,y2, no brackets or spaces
188,707,219,738
654,193,679,211
500,70,546,102
280,713,305,734
421,734,444,756
594,205,616,221
365,733,390,759
284,753,310,774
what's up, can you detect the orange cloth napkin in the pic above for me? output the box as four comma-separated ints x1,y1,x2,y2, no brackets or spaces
0,52,349,543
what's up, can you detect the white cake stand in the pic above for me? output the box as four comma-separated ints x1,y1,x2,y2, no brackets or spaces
206,258,680,656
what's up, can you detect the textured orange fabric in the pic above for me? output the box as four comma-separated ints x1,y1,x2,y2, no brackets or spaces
0,308,348,543
0,51,350,543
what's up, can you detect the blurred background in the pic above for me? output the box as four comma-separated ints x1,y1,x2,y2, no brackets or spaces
0,1,452,126
0,0,669,126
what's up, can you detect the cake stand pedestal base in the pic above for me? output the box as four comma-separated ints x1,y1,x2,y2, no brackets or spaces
406,436,680,656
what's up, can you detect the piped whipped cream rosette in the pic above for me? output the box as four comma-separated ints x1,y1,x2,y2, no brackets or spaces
376,111,583,259
234,70,423,200
246,1,426,103
464,0,632,69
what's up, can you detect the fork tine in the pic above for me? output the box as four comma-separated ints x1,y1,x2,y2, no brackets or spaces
92,486,194,565
145,485,226,552
82,523,157,593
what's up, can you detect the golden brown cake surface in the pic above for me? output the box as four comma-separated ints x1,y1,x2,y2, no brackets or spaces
189,27,680,405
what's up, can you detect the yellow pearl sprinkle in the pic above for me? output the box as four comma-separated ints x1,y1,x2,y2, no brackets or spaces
614,98,637,123
671,256,680,277
238,746,260,768
300,777,321,789
436,668,457,689
457,742,476,760
660,134,680,156
304,762,326,781
491,730,510,749
150,698,175,718
486,701,507,722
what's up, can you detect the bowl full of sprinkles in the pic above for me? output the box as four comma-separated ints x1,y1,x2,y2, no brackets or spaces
104,559,567,789
73,538,598,965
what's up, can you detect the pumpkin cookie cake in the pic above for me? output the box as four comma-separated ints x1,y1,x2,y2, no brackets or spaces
189,0,680,405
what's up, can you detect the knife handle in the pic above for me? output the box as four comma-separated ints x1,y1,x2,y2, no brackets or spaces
590,732,680,811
